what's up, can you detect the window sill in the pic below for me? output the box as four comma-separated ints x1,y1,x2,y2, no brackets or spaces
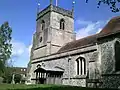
73,75,87,79
115,71,120,74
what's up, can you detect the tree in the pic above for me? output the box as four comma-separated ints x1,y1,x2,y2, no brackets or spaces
86,0,120,13
2,67,13,83
0,22,12,76
2,73,12,83
14,74,22,84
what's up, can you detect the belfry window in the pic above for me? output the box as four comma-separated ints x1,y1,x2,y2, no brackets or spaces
76,57,86,75
60,19,65,30
41,20,45,30
115,41,120,71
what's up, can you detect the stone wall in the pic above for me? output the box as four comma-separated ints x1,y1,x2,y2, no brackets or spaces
99,38,115,74
98,34,120,88
36,13,50,33
50,11,74,32
62,78,86,87
33,46,47,59
30,45,99,87
101,74,120,88
98,36,120,74
50,27,75,54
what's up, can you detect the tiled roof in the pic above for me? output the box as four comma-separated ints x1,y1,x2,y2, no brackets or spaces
58,16,120,53
58,34,98,53
99,16,120,37
34,66,64,72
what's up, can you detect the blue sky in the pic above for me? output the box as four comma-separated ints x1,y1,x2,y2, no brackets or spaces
0,0,120,67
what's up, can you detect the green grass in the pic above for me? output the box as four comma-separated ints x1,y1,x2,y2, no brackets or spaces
0,84,118,90
0,84,57,90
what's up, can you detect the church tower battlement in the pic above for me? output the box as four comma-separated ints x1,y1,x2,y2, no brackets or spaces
37,4,73,20
31,1,76,60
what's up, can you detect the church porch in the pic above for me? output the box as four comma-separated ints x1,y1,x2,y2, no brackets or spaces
33,66,64,84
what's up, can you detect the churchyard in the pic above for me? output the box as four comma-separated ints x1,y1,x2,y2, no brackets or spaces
0,84,119,90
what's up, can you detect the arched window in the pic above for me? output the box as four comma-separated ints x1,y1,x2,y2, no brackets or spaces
41,20,45,30
76,57,86,75
115,41,120,71
60,19,65,30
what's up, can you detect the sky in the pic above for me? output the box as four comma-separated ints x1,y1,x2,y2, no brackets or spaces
0,0,120,67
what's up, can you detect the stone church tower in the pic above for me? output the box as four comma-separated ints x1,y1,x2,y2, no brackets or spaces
27,1,76,84
32,2,75,59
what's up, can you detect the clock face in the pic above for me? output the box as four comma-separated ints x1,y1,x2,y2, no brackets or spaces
40,37,42,42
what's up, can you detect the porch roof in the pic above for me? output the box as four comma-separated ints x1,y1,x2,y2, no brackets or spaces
34,67,64,73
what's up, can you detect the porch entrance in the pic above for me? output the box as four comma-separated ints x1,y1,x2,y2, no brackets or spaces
34,66,64,84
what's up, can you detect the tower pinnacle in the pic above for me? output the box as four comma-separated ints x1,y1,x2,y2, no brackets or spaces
50,0,53,5
50,0,58,6
37,0,40,14
72,1,75,15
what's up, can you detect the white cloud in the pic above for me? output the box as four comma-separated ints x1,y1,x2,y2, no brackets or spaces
96,28,102,34
9,40,32,67
12,40,27,56
75,19,92,25
75,19,107,40
28,44,32,56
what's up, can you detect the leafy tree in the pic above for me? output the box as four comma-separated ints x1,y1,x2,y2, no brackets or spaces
2,67,13,83
2,73,12,83
0,60,5,76
86,0,120,12
0,22,12,76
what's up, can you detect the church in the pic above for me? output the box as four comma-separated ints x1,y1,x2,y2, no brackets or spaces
27,0,120,88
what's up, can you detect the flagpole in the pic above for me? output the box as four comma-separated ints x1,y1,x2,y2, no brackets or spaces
56,0,58,6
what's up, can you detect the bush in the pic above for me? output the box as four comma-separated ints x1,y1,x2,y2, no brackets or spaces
3,74,12,83
14,74,22,84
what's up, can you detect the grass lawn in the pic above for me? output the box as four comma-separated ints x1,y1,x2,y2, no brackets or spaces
0,84,118,90
0,84,56,90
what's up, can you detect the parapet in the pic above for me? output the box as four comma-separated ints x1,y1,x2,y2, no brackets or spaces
37,5,73,20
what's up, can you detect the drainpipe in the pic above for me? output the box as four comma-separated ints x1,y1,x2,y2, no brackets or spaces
68,55,71,85
96,43,98,51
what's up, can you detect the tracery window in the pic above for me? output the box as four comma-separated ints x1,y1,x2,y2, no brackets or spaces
76,57,86,75
41,20,45,30
60,19,65,30
115,41,120,71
